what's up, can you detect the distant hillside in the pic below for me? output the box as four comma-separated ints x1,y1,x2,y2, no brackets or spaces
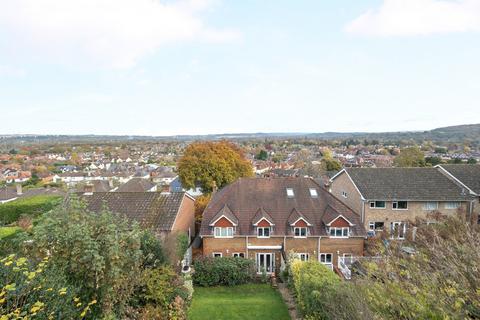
1,123,480,145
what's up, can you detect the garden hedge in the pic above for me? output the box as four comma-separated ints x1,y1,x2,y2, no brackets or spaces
193,257,255,286
0,195,62,225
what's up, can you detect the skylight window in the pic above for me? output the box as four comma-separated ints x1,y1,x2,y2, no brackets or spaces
309,188,318,198
286,188,294,198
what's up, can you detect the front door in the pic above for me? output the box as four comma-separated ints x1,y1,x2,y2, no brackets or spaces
256,253,274,274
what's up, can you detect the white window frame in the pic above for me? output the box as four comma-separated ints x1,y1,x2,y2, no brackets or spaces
392,201,408,210
445,201,461,209
294,227,307,238
368,221,385,232
296,253,309,261
390,222,407,240
212,252,222,258
309,188,318,198
286,188,294,198
423,201,438,211
319,253,333,269
328,227,349,238
232,252,245,258
214,227,234,238
369,201,386,209
257,227,271,238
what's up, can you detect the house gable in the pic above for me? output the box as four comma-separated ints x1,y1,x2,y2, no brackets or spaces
214,217,234,227
328,216,353,228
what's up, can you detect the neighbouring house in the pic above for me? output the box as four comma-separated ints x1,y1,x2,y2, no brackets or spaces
200,177,366,278
170,176,203,197
75,180,113,193
329,168,475,239
113,178,157,192
79,192,196,240
436,164,480,222
0,185,64,204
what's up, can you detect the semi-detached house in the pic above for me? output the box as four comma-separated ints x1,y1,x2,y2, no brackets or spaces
200,177,366,277
329,167,476,239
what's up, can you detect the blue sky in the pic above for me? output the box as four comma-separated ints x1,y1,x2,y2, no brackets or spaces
1,0,480,135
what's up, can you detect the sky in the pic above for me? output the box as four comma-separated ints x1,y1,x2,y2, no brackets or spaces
1,0,480,136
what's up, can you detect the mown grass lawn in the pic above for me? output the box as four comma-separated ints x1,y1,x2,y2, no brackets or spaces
0,226,20,239
188,284,290,320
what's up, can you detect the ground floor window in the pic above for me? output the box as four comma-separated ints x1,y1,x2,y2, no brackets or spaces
319,253,333,269
256,253,275,274
295,253,309,261
390,221,407,239
213,252,222,258
232,252,245,258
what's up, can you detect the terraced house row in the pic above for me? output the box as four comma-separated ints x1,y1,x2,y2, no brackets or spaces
199,165,480,278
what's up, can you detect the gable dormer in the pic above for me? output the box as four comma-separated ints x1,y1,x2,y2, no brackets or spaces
324,213,355,238
209,205,238,238
252,207,275,238
288,208,312,238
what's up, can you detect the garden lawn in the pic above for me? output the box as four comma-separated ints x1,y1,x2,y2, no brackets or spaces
0,226,20,239
188,284,290,320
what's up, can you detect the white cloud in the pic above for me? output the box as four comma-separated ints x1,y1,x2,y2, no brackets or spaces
0,0,239,68
345,0,480,36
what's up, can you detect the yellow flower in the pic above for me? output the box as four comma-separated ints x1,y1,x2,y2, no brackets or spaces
4,261,13,266
58,288,67,295
73,297,80,302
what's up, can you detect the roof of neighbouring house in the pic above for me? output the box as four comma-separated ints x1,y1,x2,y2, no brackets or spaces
200,177,365,237
115,178,156,192
77,192,187,231
338,167,473,201
437,164,480,195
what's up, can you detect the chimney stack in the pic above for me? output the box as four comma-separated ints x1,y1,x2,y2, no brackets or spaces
16,184,23,195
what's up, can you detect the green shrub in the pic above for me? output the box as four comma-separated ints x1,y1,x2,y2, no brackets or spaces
140,230,167,268
0,254,95,319
0,195,62,225
289,260,372,320
193,257,255,286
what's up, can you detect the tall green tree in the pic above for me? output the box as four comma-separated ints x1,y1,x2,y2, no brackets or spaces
177,141,253,193
393,147,426,167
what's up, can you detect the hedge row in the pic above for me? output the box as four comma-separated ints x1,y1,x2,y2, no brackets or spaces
0,195,62,225
193,257,255,286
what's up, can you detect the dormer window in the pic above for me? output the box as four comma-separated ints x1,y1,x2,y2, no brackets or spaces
329,227,349,238
294,227,307,238
257,227,271,238
214,227,233,238
286,188,294,198
309,188,318,198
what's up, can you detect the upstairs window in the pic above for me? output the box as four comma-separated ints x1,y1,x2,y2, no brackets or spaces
370,201,386,209
294,227,307,238
392,201,408,210
423,202,438,211
286,188,294,198
309,188,318,198
214,227,233,238
445,202,461,209
329,227,349,238
257,227,271,238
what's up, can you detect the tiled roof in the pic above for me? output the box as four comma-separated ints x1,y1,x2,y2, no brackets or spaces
115,178,156,192
78,192,185,231
200,177,365,237
438,164,480,195
343,167,473,201
251,207,275,225
209,204,239,226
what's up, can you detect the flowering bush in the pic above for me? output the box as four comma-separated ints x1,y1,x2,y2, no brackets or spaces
0,254,95,319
